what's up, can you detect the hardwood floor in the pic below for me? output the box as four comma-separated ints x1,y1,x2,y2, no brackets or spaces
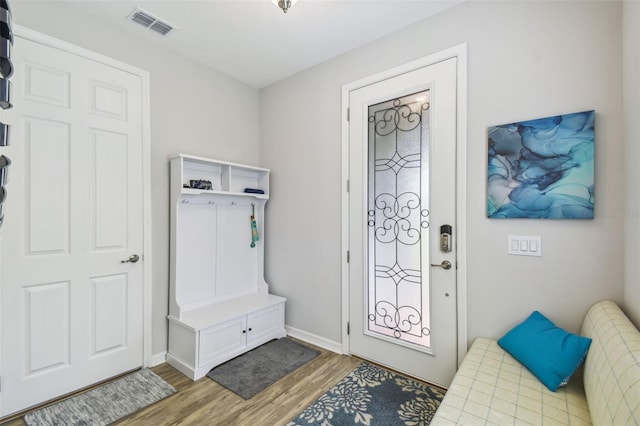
3,340,362,426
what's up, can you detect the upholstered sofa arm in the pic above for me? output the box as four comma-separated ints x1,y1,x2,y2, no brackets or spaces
580,300,640,425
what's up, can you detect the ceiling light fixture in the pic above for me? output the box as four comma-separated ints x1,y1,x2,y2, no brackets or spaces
278,0,291,13
275,0,297,14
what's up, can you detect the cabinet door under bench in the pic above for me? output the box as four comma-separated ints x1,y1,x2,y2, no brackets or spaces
198,316,247,368
246,303,286,347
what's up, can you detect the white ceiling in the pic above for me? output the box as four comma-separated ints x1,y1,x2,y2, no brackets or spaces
62,0,462,88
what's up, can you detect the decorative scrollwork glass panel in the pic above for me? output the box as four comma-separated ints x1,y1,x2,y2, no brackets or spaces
367,90,431,349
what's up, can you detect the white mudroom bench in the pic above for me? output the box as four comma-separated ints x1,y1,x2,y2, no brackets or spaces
431,300,640,425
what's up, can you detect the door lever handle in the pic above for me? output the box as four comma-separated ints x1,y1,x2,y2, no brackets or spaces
430,260,452,270
121,254,140,264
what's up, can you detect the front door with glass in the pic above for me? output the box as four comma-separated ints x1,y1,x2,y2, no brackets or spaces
348,57,458,387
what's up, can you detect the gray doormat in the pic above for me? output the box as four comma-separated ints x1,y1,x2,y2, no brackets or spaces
24,368,176,426
207,337,320,399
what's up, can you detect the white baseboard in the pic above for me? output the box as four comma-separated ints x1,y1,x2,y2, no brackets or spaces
149,351,167,367
286,325,343,354
151,329,342,368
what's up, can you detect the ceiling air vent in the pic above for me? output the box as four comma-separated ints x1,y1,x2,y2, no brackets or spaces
127,7,175,36
149,20,173,36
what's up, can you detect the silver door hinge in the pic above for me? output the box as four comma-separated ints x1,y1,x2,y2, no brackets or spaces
346,179,350,193
347,108,350,122
347,250,350,263
347,322,350,335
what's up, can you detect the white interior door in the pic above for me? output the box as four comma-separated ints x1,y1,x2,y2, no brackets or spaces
348,58,458,387
0,35,145,416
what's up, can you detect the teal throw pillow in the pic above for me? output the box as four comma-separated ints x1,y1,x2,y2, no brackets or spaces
497,310,592,392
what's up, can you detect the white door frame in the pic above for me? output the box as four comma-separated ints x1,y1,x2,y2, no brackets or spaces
9,24,154,367
341,43,468,366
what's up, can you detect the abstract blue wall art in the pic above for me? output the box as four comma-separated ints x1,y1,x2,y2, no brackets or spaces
487,110,595,219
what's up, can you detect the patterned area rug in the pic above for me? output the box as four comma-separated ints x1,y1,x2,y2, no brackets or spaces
24,369,176,426
287,363,446,426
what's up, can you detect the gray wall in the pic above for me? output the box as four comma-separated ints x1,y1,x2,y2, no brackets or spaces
8,0,632,360
624,0,640,327
10,2,261,358
260,0,625,346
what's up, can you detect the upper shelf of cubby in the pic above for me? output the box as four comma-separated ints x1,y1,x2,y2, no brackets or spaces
172,154,270,199
180,188,269,199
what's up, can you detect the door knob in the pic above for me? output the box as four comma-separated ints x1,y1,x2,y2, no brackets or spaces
431,260,452,270
121,254,140,264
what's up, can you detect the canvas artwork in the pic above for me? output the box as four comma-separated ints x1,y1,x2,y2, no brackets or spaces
487,110,595,219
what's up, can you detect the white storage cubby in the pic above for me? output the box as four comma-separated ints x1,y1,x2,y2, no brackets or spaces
167,154,286,380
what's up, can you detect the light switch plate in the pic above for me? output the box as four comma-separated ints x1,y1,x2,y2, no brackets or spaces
508,235,542,257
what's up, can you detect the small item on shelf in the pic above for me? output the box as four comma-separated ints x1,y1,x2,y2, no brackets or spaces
0,78,12,110
0,36,11,79
244,188,265,194
0,154,9,185
0,2,12,80
250,203,258,248
0,121,9,146
189,179,212,190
